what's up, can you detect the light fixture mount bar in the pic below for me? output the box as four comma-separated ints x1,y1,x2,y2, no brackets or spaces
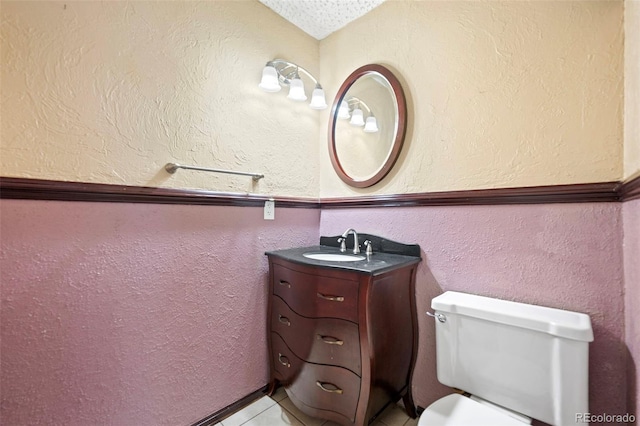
269,59,320,87
344,96,373,115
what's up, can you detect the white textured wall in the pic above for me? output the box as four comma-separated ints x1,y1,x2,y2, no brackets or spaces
626,0,640,179
1,1,321,197
319,1,624,196
1,1,627,196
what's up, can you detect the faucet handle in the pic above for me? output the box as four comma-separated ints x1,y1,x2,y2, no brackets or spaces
364,240,373,256
337,237,347,252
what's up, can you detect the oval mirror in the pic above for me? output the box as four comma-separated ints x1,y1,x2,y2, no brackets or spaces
328,64,407,188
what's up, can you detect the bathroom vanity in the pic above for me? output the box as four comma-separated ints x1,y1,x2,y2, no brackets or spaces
265,234,421,426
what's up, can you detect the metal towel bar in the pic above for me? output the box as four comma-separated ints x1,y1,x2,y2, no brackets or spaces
164,163,264,181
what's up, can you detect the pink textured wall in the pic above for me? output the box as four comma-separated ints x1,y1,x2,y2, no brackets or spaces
624,198,640,417
320,203,626,417
1,199,632,423
0,200,319,425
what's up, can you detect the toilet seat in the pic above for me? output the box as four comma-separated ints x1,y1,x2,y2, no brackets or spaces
418,394,528,426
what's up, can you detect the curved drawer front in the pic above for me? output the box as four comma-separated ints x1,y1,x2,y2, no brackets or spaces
272,264,359,322
271,332,303,385
271,296,361,375
288,358,361,423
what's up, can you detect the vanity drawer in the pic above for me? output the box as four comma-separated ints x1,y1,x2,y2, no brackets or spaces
287,358,361,423
271,332,303,385
271,296,361,375
272,264,359,323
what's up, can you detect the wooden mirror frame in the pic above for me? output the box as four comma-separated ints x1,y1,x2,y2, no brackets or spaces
328,64,407,188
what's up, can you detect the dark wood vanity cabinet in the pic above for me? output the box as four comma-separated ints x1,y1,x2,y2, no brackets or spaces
266,249,420,426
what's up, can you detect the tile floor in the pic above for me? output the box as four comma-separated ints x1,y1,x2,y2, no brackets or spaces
214,387,418,426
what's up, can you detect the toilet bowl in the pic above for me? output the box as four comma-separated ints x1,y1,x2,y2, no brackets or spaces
420,291,593,426
418,394,530,426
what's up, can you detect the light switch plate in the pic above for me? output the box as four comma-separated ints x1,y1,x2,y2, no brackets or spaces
264,200,275,220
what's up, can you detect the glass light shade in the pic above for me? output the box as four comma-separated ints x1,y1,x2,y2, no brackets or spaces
258,65,281,92
338,101,351,119
287,78,307,101
309,87,327,109
363,116,379,133
349,108,365,126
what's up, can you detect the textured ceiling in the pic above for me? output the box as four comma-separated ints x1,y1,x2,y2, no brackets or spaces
258,0,386,40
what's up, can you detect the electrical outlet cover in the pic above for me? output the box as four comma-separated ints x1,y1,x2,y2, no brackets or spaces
264,200,275,220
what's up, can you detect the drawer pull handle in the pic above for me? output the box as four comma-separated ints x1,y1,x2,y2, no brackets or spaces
317,335,344,346
317,292,344,302
278,280,291,288
316,381,343,394
278,315,291,326
278,353,291,368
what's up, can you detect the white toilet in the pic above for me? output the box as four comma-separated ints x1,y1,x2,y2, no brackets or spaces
419,291,594,426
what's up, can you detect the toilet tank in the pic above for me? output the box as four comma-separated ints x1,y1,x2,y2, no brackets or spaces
431,291,593,426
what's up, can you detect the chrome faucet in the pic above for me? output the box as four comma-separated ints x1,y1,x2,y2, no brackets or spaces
339,228,360,254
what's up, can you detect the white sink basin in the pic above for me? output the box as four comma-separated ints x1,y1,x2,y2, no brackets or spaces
303,253,366,262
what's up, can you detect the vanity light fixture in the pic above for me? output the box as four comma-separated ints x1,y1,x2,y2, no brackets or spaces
310,86,328,109
259,59,327,110
258,65,281,92
287,75,307,101
363,115,379,133
338,100,351,119
349,108,365,126
339,97,379,133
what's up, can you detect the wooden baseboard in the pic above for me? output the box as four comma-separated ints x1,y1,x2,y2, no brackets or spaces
0,177,319,208
1,175,638,207
190,385,268,426
320,181,621,208
620,173,640,201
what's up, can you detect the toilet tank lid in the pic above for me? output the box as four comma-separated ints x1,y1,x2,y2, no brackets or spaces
431,291,594,342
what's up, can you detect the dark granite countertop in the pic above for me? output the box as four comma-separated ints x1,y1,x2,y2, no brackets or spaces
265,244,421,275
